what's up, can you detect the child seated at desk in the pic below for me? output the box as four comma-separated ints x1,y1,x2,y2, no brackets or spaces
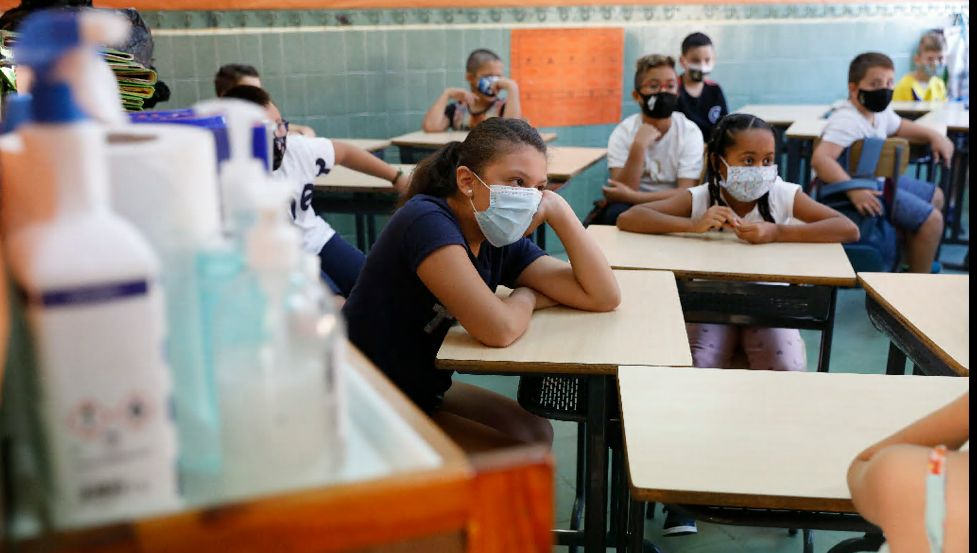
848,392,968,553
811,52,953,274
422,48,522,132
617,113,859,373
893,31,949,103
676,32,729,140
214,63,316,138
594,54,704,226
222,85,410,298
343,118,620,452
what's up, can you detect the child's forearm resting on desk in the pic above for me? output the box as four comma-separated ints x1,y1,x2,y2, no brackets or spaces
617,202,696,234
333,141,408,193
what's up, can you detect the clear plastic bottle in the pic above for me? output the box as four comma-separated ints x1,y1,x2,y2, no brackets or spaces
214,188,341,500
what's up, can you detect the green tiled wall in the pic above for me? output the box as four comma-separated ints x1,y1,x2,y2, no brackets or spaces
147,3,967,252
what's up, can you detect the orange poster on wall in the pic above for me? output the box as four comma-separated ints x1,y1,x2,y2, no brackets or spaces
510,27,623,128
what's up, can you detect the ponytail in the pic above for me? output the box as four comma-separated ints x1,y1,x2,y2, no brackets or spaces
406,141,463,200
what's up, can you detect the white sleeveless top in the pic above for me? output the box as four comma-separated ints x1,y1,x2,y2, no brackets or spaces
688,177,801,225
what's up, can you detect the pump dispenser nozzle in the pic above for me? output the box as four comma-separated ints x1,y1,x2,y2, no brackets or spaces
14,9,128,125
193,98,275,240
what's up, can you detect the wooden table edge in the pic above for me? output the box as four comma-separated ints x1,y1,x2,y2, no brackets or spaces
627,487,855,514
856,274,969,376
612,266,857,287
435,358,619,376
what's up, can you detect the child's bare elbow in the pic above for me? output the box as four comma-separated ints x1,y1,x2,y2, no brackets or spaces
474,321,522,348
592,286,622,313
616,208,639,232
842,219,860,243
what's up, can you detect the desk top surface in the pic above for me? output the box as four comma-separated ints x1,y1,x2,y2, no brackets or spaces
391,129,558,148
735,104,832,125
314,164,414,193
586,226,857,286
334,138,392,152
890,100,943,115
786,114,950,140
546,146,608,182
620,366,969,511
858,272,969,375
915,104,970,133
436,270,692,374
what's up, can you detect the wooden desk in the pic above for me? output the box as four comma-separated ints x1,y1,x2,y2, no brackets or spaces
546,146,607,183
10,344,555,553
438,270,690,553
587,226,856,286
334,138,392,158
312,164,413,251
392,129,558,153
890,100,942,118
618,365,967,551
736,104,832,127
587,226,856,374
859,272,969,376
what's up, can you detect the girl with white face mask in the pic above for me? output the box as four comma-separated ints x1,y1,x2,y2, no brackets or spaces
343,118,619,452
617,113,860,373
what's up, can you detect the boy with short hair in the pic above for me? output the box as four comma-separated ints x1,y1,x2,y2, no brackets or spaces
893,31,949,102
595,54,704,225
811,52,953,273
422,48,522,132
676,32,728,140
221,85,410,299
213,63,316,137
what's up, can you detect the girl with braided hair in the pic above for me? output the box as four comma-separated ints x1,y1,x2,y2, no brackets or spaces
618,112,859,372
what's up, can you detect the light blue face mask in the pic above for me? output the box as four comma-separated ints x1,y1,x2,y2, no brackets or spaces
469,172,542,247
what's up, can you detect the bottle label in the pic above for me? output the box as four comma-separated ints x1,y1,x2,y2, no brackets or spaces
25,278,180,529
26,279,149,307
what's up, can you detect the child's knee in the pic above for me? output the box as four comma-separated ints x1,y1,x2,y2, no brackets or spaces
918,208,944,237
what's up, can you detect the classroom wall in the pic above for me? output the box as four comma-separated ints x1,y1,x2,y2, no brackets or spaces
145,2,967,252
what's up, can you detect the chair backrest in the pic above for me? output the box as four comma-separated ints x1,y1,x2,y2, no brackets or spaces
848,137,910,179
811,136,910,180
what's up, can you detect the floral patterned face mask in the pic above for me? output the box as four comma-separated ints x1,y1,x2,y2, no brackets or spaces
719,157,777,202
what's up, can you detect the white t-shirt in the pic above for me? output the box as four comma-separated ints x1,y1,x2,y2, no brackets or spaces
688,177,801,225
820,100,902,149
607,112,704,192
272,135,336,254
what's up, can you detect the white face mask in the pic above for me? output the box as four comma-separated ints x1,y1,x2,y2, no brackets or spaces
469,172,542,247
719,157,777,202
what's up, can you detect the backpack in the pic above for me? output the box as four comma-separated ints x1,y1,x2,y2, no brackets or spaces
813,137,901,272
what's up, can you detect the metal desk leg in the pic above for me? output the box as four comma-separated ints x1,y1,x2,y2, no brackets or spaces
354,214,367,252
816,287,838,373
584,375,609,553
366,214,377,251
885,341,907,375
774,126,787,179
786,137,802,185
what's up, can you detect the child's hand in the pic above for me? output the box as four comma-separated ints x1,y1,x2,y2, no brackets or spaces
633,123,662,148
734,221,780,244
846,188,884,217
494,77,519,93
931,134,955,167
445,87,475,105
601,179,638,204
525,189,570,236
691,205,739,233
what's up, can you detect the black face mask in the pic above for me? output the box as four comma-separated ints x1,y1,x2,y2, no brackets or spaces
639,92,678,119
857,88,894,113
272,134,287,171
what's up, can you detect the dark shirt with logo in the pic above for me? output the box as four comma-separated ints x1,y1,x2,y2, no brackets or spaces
677,79,729,141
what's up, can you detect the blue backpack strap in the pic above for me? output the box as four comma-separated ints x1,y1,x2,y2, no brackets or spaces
815,137,887,199
819,178,880,198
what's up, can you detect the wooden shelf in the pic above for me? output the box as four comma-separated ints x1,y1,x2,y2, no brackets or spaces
7,344,554,553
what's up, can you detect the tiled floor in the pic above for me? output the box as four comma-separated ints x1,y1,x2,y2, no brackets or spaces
453,242,969,553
